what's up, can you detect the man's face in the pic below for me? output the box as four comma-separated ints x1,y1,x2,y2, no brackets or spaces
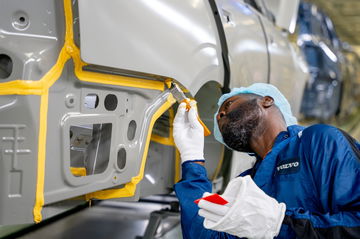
217,95,263,152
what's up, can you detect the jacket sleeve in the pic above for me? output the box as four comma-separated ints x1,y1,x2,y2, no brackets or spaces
174,162,238,239
284,125,360,239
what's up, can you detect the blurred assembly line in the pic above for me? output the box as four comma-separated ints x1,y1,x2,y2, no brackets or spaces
297,1,360,121
340,43,360,118
0,0,308,231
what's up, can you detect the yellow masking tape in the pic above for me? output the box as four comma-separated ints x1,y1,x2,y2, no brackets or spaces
0,48,71,96
168,107,175,139
149,106,180,183
150,134,175,146
76,63,165,91
31,0,167,222
70,167,87,177
33,92,49,223
0,0,170,222
150,107,175,145
86,94,176,200
63,0,164,92
0,0,164,95
174,149,181,183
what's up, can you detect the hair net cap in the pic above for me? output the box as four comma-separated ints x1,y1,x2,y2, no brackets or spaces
214,83,298,145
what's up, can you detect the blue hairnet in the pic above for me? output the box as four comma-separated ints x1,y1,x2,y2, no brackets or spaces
214,83,298,145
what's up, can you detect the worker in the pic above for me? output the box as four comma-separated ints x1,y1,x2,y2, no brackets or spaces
173,83,360,239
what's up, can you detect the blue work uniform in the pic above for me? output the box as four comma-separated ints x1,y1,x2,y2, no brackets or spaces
174,124,360,238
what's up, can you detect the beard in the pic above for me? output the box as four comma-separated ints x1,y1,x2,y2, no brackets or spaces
221,99,264,152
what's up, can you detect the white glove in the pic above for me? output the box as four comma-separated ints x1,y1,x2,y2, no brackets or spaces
198,176,286,239
173,100,204,163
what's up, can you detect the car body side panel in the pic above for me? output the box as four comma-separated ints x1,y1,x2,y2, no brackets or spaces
260,16,308,116
0,0,64,225
78,0,224,95
0,0,177,225
215,0,269,88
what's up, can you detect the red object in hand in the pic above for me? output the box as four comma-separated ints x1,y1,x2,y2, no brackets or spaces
194,193,229,205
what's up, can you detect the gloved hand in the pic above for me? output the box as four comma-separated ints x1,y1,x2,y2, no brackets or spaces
198,176,286,239
173,100,204,163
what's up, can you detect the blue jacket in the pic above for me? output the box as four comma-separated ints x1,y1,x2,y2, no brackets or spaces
174,124,360,238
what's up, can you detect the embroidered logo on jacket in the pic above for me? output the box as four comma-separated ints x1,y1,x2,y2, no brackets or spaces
276,158,300,175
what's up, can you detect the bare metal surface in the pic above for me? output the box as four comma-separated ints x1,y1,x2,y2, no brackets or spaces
78,0,224,95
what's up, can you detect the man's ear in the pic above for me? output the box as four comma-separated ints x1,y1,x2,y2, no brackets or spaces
261,96,274,108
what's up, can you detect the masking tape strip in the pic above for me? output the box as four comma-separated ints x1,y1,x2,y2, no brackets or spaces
33,92,49,223
1,0,163,221
0,48,71,96
0,0,164,95
70,167,87,177
63,0,164,91
86,94,176,200
168,107,175,141
150,106,175,146
150,134,175,146
31,0,166,222
174,149,181,183
149,106,180,183
166,106,181,183
72,51,165,91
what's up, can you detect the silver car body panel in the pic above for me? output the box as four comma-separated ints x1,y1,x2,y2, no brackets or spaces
78,0,224,95
261,16,308,116
262,0,300,33
215,0,268,87
78,0,308,115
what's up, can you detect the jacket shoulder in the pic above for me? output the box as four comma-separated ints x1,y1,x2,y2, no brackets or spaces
301,124,341,140
300,124,360,165
299,124,343,162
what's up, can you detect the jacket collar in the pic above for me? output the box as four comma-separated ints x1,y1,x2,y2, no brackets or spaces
273,125,305,147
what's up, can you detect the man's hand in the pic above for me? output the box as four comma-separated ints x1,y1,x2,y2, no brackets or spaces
198,176,286,239
173,100,204,164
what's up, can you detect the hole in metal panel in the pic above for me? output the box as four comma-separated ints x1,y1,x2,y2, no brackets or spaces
12,11,29,30
117,148,126,170
69,123,112,177
65,94,76,108
0,54,13,79
127,120,137,141
84,93,99,109
104,94,118,111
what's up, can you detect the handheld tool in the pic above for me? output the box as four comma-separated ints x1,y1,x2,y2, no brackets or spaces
194,193,228,205
170,83,211,136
